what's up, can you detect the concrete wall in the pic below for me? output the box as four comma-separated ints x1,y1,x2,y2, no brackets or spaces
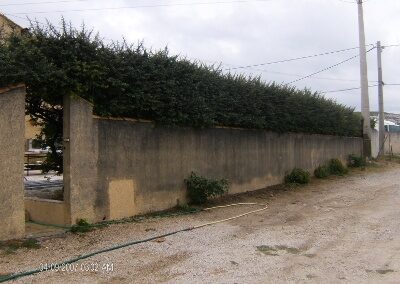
385,132,400,155
0,85,25,240
64,96,363,223
371,129,400,156
95,118,362,218
63,95,99,225
25,198,66,226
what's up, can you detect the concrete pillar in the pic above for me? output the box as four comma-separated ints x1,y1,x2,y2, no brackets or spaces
63,95,98,225
0,85,25,240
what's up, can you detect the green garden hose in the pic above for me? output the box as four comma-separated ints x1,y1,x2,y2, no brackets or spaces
0,203,267,283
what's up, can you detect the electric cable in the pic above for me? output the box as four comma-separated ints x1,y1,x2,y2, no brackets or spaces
3,0,276,15
287,46,375,84
320,84,378,94
0,0,89,7
224,45,374,71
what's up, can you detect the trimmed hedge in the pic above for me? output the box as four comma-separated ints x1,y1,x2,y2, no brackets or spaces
0,21,362,137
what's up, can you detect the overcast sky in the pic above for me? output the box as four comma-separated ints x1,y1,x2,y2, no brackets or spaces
2,0,400,112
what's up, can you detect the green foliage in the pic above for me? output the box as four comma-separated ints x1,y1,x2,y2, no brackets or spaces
185,172,228,204
328,159,348,175
285,168,310,184
70,219,93,233
348,154,366,168
0,21,363,171
370,117,377,129
176,203,198,213
314,165,330,179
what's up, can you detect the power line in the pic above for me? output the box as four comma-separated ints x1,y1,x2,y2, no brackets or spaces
4,13,380,80
336,0,373,4
383,44,400,48
227,65,379,83
3,13,117,42
336,0,355,4
320,84,378,94
0,0,88,7
288,46,375,85
224,45,374,71
321,82,400,94
3,0,275,15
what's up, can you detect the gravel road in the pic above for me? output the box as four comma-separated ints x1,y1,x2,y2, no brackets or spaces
2,163,400,283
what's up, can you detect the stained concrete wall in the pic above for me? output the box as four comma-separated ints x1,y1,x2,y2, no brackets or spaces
385,132,400,155
371,130,400,156
0,85,25,240
64,96,363,222
95,119,362,217
63,95,98,225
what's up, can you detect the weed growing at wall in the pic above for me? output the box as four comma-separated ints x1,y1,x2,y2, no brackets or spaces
185,172,228,204
314,165,330,179
348,154,366,168
328,159,348,175
70,219,94,233
284,168,310,184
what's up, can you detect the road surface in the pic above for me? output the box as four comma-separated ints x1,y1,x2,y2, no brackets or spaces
2,163,400,283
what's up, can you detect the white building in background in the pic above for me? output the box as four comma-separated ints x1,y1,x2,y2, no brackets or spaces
371,115,400,133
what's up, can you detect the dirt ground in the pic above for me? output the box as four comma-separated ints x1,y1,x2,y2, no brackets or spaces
2,163,400,283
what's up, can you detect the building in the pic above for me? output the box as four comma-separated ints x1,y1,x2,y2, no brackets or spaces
1,13,41,151
0,13,25,40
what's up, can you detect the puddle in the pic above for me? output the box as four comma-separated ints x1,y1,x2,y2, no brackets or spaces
366,269,395,275
256,245,303,256
376,269,395,275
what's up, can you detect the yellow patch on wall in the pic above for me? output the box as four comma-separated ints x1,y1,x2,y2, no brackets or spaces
108,179,135,220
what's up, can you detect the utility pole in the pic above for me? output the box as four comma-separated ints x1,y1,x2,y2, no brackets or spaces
357,0,371,157
377,41,385,156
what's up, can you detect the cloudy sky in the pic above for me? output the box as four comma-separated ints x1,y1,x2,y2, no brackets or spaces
2,0,400,112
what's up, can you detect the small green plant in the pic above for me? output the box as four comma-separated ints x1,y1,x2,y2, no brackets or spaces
176,203,198,213
284,168,310,184
328,159,348,175
348,154,366,168
185,172,229,204
314,165,330,179
70,219,93,233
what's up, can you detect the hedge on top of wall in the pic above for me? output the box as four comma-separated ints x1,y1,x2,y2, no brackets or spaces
0,20,362,138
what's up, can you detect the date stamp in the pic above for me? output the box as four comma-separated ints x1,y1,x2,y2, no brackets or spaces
39,262,114,273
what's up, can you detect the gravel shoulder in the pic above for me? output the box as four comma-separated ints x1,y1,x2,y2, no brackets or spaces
2,163,400,283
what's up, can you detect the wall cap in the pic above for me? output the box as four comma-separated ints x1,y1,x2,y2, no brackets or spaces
0,83,25,94
24,197,65,204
